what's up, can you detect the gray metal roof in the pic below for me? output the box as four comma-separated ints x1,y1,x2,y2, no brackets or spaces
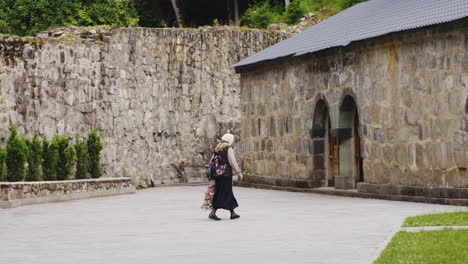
233,0,468,69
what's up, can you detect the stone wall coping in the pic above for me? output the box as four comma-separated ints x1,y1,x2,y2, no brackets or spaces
0,177,132,186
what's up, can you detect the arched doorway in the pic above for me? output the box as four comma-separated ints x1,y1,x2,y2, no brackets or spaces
311,98,336,187
337,95,363,189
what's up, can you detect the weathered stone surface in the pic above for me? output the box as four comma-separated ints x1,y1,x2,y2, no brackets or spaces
0,27,288,187
0,178,134,201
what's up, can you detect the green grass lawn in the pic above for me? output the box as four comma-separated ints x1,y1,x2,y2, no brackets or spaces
402,211,468,227
374,229,468,264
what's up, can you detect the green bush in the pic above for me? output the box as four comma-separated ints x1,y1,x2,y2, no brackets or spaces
55,136,76,181
25,134,42,181
87,129,103,178
6,127,28,182
241,0,283,29
74,139,89,179
0,147,6,181
0,0,139,36
42,137,59,181
284,0,306,25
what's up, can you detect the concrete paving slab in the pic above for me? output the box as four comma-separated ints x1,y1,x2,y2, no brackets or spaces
0,186,466,264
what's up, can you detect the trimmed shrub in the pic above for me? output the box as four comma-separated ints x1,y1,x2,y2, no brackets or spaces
55,136,76,181
25,134,42,181
6,127,28,182
42,137,59,181
241,0,283,29
0,147,6,181
87,129,103,178
74,139,89,179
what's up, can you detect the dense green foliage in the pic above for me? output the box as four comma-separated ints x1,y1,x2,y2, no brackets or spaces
74,139,89,179
25,134,42,181
6,127,28,182
241,1,284,29
0,129,103,182
0,0,139,36
42,137,59,181
0,147,6,181
55,136,76,181
0,0,369,36
87,130,103,179
242,0,368,28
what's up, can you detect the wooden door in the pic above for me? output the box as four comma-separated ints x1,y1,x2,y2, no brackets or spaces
353,111,364,184
328,136,340,187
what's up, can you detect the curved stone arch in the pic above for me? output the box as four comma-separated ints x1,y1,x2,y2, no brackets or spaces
311,94,331,138
338,88,362,131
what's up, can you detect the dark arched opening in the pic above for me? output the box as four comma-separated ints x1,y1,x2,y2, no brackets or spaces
311,98,334,187
337,95,363,189
465,97,468,114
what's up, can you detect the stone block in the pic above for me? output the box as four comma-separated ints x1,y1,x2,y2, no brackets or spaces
446,168,460,187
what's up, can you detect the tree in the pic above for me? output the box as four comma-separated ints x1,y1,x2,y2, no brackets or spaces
170,0,184,27
6,127,28,182
87,130,103,178
0,147,6,182
55,136,76,181
74,139,89,179
0,0,139,36
25,134,42,181
42,137,59,181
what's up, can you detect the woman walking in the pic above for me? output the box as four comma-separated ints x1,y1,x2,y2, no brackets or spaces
209,133,243,221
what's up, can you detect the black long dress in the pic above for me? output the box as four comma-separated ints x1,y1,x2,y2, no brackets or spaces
212,147,238,210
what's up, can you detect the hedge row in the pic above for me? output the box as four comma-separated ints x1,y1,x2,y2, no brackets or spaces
0,127,103,182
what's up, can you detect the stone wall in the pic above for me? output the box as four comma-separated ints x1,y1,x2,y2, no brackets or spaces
0,178,135,208
238,19,468,190
0,27,287,187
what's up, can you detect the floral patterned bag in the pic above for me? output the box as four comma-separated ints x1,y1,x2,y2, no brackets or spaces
200,182,215,210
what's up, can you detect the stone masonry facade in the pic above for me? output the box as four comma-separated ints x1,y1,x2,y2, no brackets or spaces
238,19,468,195
0,27,288,187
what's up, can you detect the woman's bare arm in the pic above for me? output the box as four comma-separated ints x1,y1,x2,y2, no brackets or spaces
228,148,243,178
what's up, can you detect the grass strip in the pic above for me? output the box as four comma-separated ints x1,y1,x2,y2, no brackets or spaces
374,229,468,264
402,212,468,227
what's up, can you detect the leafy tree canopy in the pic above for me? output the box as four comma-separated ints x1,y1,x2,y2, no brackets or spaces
0,0,367,36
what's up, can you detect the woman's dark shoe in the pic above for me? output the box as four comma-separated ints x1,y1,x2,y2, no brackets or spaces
230,214,240,220
209,213,221,221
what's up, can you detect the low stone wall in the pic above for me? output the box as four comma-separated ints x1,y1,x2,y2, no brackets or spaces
358,183,468,199
243,174,319,188
0,178,135,208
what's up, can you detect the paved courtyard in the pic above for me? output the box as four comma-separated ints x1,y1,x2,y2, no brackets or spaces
0,186,466,264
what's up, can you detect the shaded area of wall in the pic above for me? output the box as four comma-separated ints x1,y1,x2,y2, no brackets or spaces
0,27,288,187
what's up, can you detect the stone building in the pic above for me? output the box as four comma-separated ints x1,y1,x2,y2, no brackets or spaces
234,0,468,201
